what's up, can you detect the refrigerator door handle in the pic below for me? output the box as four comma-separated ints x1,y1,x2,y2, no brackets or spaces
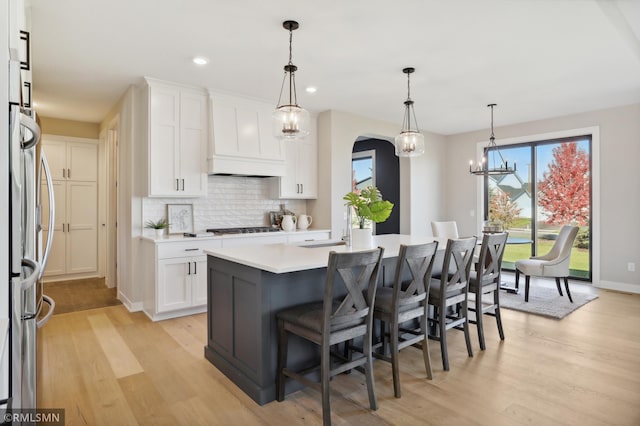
37,295,56,329
20,258,41,292
19,111,41,149
39,152,55,277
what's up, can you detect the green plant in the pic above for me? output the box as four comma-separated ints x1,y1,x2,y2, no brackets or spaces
343,186,393,229
145,218,169,229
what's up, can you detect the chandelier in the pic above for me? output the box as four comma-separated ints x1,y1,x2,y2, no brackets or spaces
273,20,310,140
394,67,425,157
469,104,516,176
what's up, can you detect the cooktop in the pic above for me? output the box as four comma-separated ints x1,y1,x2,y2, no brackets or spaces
206,226,280,235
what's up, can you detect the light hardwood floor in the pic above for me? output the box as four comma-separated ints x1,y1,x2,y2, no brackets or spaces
37,282,640,426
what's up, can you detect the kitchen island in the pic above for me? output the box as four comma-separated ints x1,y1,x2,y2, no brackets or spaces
204,234,442,405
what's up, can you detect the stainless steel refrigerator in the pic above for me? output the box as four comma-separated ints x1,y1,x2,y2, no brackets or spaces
5,55,56,414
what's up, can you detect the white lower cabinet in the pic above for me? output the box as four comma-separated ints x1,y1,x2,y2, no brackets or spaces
157,256,207,313
143,239,222,321
142,230,330,321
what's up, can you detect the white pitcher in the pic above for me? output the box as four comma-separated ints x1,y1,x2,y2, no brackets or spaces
297,214,313,230
281,214,297,232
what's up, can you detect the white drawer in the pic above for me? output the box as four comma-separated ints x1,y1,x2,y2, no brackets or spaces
157,239,223,259
287,232,330,243
222,234,288,248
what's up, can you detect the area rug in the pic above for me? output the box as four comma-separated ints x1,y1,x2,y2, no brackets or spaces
42,277,121,315
497,286,598,320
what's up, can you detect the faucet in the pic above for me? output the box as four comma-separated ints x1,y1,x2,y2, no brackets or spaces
343,206,353,247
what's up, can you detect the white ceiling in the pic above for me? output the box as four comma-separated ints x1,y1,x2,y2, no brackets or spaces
28,0,640,135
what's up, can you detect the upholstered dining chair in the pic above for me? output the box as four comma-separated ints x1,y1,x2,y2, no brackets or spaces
431,221,459,239
276,247,384,426
372,242,438,398
428,237,477,371
515,225,579,303
468,232,508,350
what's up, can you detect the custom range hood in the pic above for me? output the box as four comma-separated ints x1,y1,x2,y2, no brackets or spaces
208,91,287,177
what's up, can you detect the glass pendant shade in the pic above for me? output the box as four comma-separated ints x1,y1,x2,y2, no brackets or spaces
273,20,309,140
273,104,310,139
395,67,425,158
395,130,425,157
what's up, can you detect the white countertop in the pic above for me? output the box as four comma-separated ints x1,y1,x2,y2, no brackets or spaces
140,228,331,243
205,234,446,274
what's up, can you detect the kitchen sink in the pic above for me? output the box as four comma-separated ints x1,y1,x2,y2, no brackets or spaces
298,240,347,248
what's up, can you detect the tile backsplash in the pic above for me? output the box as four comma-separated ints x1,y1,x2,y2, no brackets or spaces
143,175,307,231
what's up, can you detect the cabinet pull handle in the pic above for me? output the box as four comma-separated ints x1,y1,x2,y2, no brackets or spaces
181,179,185,191
194,262,197,275
62,169,66,178
300,183,303,194
188,262,191,275
68,168,71,179
184,248,199,251
176,179,179,191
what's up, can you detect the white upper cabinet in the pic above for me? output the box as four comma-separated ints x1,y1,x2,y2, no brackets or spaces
276,118,318,199
44,139,97,181
208,92,286,176
140,78,208,197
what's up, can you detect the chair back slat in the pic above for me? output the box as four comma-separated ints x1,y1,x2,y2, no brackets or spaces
323,247,384,333
477,232,509,285
392,242,438,309
441,237,477,293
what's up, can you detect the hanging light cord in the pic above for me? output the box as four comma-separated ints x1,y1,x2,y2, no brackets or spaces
402,71,420,133
487,104,510,169
276,27,298,108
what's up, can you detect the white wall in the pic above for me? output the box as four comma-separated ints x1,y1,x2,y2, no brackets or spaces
313,109,447,240
445,103,640,292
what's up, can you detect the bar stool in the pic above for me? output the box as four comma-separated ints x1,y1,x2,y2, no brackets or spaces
372,242,438,398
428,237,476,371
468,232,508,350
276,247,384,426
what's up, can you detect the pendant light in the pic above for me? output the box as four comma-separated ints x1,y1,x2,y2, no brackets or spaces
273,20,310,140
395,67,425,157
469,104,516,176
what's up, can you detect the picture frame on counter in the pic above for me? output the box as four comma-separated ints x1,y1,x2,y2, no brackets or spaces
167,203,194,234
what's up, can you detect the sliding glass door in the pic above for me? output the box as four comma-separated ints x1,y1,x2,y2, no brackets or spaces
485,136,592,280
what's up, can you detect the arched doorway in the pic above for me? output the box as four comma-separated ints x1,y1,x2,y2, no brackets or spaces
352,138,400,235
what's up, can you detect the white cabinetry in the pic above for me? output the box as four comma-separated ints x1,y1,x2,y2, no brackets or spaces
139,78,208,197
276,119,318,199
41,136,98,279
208,92,286,176
285,231,330,243
142,239,222,321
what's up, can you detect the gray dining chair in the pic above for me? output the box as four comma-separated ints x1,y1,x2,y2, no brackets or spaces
276,247,384,426
372,242,438,398
468,232,508,350
515,225,579,303
428,237,477,371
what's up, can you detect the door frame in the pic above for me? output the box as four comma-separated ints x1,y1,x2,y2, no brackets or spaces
474,126,600,285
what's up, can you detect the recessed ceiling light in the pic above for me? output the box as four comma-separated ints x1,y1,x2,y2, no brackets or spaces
193,57,208,65
305,86,317,94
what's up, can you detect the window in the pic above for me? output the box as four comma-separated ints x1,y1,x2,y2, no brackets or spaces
484,136,592,280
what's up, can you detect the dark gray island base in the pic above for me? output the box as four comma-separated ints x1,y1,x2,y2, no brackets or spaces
205,256,336,405
204,235,442,405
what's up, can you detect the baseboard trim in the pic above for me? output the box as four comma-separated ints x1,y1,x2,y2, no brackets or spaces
118,291,143,312
596,280,640,294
